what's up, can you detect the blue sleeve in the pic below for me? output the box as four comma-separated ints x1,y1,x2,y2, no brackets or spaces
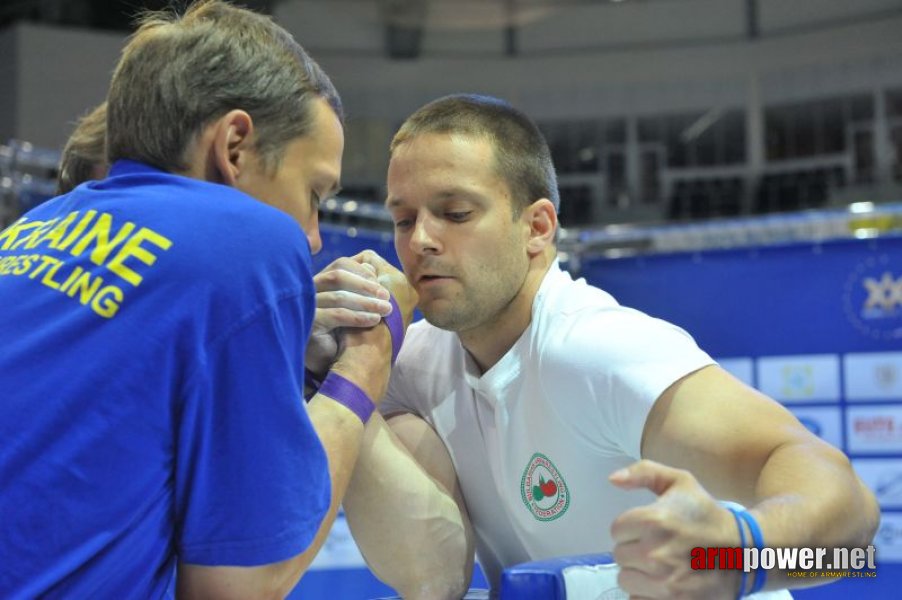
174,290,330,566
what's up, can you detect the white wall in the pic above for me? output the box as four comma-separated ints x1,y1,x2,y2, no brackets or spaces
759,0,902,33
6,23,124,149
518,0,745,52
0,27,17,144
303,13,902,121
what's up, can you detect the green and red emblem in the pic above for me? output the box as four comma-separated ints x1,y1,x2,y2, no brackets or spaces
520,452,569,521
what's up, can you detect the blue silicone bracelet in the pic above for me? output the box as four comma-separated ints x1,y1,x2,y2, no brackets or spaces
304,367,324,401
725,506,749,599
738,509,766,594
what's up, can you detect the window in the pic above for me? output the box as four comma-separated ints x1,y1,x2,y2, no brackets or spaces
539,120,602,174
558,185,594,227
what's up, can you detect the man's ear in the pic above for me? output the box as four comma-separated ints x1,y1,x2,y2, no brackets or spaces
525,198,557,255
208,110,255,187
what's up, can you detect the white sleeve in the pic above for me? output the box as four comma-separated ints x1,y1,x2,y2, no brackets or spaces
541,306,714,460
379,359,416,417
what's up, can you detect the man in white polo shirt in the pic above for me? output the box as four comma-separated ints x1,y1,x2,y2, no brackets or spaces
327,94,879,599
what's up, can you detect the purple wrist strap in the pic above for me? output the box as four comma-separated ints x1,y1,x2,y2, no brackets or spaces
385,295,404,365
303,367,324,402
318,371,375,424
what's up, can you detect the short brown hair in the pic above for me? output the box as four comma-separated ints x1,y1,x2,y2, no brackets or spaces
107,0,343,173
390,94,559,214
57,102,108,195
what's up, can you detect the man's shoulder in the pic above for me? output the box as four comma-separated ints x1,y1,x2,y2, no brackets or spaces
173,180,303,247
534,274,700,367
141,177,309,270
101,164,304,243
534,271,631,345
540,266,619,315
86,171,314,312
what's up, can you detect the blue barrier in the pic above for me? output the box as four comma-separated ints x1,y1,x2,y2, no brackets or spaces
500,554,616,600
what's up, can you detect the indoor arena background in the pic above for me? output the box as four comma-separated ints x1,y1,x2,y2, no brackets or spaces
2,1,901,598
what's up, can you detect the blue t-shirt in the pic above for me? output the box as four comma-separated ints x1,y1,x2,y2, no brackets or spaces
0,161,330,598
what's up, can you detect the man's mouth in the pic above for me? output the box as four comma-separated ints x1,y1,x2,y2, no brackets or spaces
418,274,451,283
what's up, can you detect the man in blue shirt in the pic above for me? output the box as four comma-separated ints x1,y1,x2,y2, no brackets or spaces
0,1,414,598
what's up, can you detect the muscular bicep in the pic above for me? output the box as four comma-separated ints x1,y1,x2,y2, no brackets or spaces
384,412,465,500
343,412,474,598
346,411,471,531
640,364,823,504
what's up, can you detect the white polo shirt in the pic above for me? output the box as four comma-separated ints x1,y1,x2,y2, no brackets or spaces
381,261,715,588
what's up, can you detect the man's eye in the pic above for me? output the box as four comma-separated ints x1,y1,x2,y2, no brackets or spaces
446,212,471,222
393,219,412,229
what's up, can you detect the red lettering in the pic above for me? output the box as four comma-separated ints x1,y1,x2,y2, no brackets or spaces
720,547,744,570
690,547,744,570
855,417,895,433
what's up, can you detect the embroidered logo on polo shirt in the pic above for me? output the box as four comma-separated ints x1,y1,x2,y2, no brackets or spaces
520,452,569,521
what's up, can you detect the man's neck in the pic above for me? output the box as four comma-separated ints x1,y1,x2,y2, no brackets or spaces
176,128,223,184
459,252,555,375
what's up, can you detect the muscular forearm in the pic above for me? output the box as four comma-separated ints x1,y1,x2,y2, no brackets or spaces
344,413,473,600
285,330,394,582
747,440,879,591
640,366,880,597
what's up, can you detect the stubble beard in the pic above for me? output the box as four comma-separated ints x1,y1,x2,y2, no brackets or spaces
421,255,527,334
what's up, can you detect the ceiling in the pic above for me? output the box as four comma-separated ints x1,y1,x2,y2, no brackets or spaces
2,0,900,59
0,0,279,31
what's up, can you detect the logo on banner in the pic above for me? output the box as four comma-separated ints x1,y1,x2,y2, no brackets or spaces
521,453,570,521
854,416,895,433
875,514,902,561
875,363,900,390
843,255,902,341
781,365,815,398
876,470,902,506
878,519,902,549
851,415,902,444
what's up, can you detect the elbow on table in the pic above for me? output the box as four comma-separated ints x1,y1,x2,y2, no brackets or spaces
388,533,474,600
394,569,472,600
858,482,881,548
833,444,882,547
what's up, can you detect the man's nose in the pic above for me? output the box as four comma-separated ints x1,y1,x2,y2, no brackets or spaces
410,216,440,255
